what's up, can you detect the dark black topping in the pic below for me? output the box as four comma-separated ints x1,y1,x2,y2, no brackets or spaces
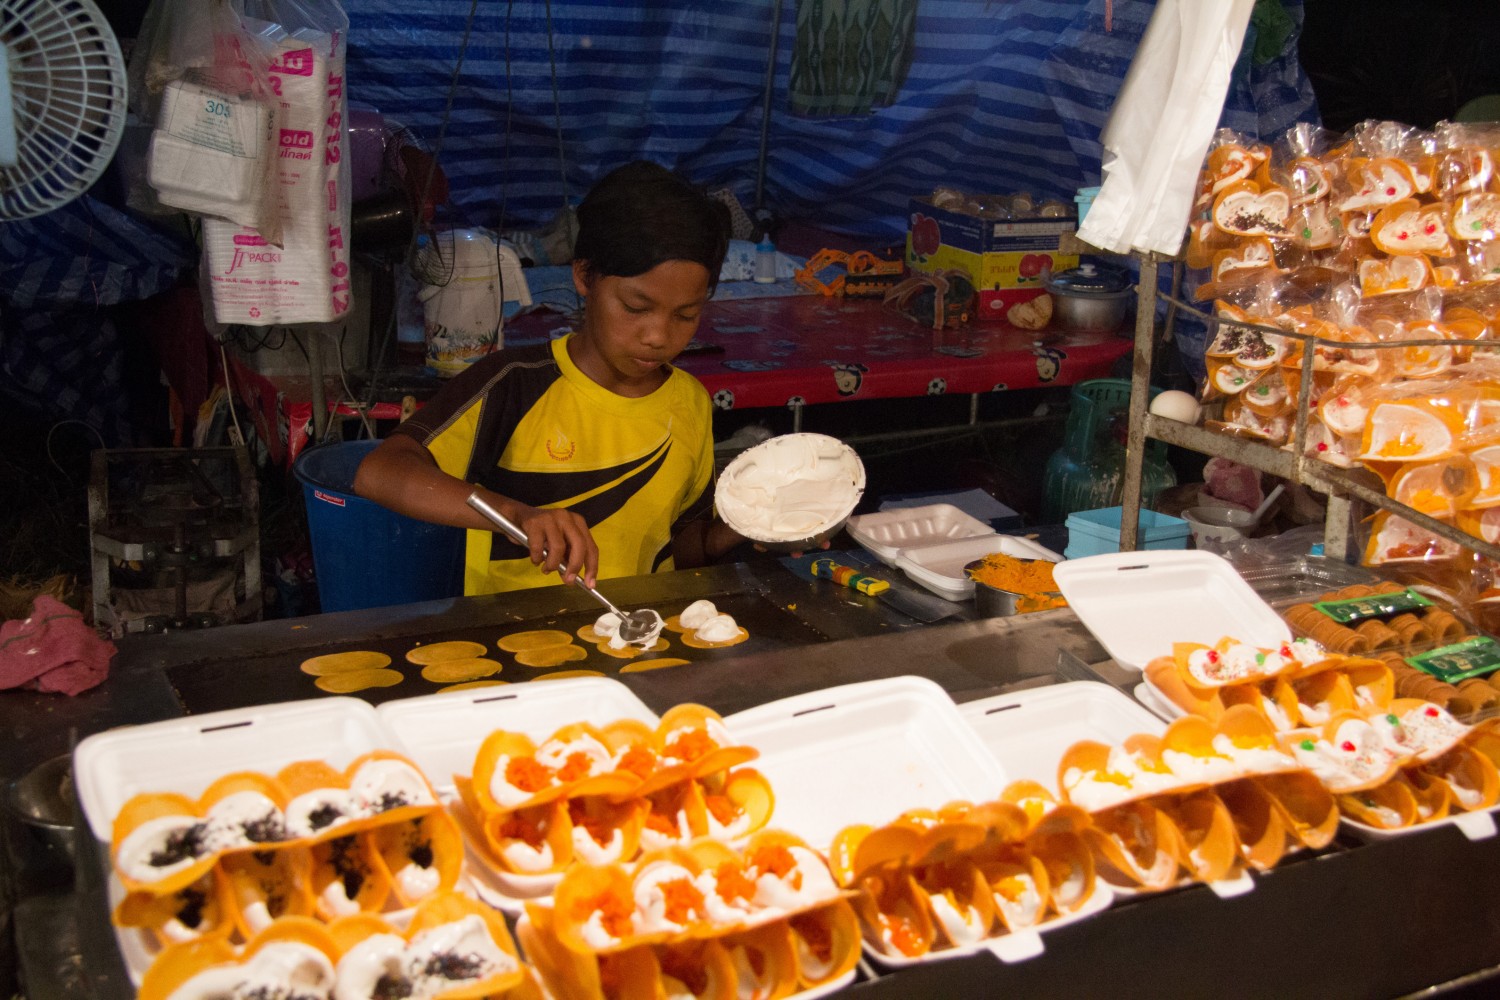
1210,326,1248,354
409,842,434,869
328,835,366,901
242,813,286,843
373,974,414,1000
376,791,410,813
307,803,345,831
424,951,486,981
1226,209,1287,234
252,849,278,867
175,887,207,929
1237,334,1274,360
149,823,208,868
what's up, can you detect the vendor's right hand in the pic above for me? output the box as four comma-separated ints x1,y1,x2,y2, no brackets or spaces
514,504,599,587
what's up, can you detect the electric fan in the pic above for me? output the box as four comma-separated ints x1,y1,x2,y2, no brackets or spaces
0,0,126,220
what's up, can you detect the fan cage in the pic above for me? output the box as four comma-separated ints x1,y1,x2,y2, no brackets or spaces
0,0,127,220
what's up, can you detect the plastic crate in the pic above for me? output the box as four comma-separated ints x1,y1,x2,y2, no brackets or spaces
1064,506,1189,559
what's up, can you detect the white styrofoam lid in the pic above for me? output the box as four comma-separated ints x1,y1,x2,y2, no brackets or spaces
846,503,996,567
959,682,1164,791
725,676,1007,850
73,697,391,841
377,677,657,794
896,534,1062,602
1053,550,1290,672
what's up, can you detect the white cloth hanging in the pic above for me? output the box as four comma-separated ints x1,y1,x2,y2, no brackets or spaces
1078,0,1256,256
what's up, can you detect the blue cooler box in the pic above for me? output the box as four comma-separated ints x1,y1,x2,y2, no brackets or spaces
1064,506,1189,560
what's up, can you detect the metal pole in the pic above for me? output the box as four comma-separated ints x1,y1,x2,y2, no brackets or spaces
753,0,784,215
1119,255,1159,551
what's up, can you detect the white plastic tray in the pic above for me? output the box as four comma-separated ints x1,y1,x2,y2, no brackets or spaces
377,676,658,794
378,677,659,912
847,503,996,568
1053,550,1290,672
959,682,1165,791
895,534,1063,602
725,676,1008,851
72,698,398,985
75,697,392,841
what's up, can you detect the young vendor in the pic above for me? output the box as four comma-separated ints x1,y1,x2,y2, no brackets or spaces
354,161,745,595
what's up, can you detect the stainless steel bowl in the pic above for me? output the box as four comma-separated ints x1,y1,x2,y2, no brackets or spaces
5,754,77,870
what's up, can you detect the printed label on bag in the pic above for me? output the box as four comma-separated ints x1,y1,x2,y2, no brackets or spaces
313,490,346,507
161,80,263,158
1407,635,1500,683
1314,588,1433,624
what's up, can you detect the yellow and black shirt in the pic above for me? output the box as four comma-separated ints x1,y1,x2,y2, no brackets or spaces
392,334,715,595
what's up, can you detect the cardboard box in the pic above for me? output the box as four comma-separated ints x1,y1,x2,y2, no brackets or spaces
905,197,1077,323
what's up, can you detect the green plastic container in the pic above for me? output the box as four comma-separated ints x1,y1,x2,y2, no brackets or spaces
1041,379,1176,522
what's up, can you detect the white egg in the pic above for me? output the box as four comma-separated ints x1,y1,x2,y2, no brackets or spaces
1150,390,1200,424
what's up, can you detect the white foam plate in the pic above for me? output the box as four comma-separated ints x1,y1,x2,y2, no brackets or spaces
378,677,659,912
896,534,1063,602
959,682,1166,791
73,698,399,985
1340,806,1499,842
847,503,997,568
725,676,1008,851
1054,550,1290,672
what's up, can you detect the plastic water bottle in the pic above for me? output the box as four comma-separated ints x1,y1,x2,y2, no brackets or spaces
754,235,777,283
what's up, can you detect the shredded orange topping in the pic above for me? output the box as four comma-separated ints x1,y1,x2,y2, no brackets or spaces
666,728,715,762
751,844,798,881
659,877,706,924
966,553,1066,613
497,812,545,847
616,745,657,779
714,861,757,904
577,890,633,938
645,810,678,836
882,914,924,957
505,756,553,792
556,751,594,784
704,793,738,827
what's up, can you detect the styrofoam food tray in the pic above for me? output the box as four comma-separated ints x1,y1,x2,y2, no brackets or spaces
728,678,1110,965
896,534,1063,602
72,698,398,985
847,503,996,568
1053,550,1290,672
725,676,1007,851
1128,678,1498,843
515,915,856,999
959,682,1165,791
378,677,659,912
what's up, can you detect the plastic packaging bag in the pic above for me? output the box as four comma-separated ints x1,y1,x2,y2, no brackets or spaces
128,0,283,245
200,0,352,326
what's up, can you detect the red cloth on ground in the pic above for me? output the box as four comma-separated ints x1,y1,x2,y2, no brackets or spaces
0,595,115,696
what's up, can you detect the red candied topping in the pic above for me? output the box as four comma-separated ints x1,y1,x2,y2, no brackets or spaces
505,756,554,793
1316,442,1329,452
1340,741,1357,753
1425,223,1437,234
1386,186,1397,196
1397,230,1409,240
1425,706,1440,718
1207,650,1219,663
1280,645,1293,657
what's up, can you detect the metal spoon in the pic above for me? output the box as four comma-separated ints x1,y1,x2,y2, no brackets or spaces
465,492,660,643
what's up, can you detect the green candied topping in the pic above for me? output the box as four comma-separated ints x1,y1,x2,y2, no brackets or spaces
1473,219,1484,231
1386,714,1399,725
1255,652,1266,665
1300,739,1316,751
1302,227,1312,239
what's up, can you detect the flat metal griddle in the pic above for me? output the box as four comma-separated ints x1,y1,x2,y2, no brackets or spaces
167,590,828,715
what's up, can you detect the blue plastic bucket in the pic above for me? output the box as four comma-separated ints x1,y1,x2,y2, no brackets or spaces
294,440,465,612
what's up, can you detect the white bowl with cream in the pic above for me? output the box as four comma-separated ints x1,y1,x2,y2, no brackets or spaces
715,433,866,551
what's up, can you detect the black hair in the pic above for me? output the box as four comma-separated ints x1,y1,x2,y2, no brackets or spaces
573,160,731,293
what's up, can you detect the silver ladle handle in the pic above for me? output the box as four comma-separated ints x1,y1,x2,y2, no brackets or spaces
465,491,627,618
